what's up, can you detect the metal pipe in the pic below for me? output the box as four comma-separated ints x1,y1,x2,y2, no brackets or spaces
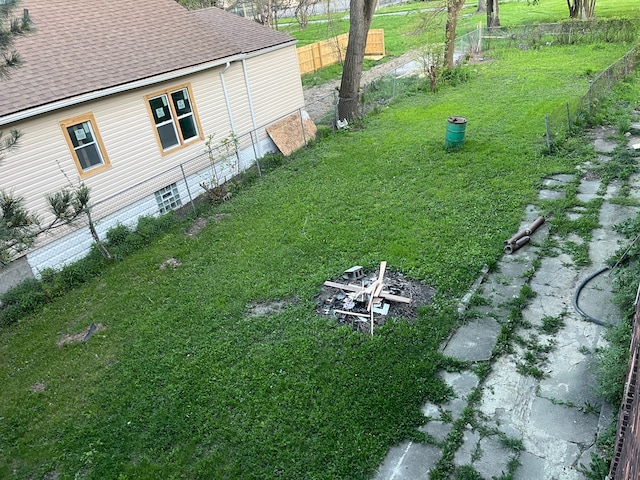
220,62,236,134
505,229,528,245
241,58,262,158
504,236,530,254
526,216,545,235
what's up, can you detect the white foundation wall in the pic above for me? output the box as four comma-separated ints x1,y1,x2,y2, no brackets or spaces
25,136,277,276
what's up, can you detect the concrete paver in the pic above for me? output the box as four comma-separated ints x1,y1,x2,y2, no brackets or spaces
442,317,501,362
374,127,630,479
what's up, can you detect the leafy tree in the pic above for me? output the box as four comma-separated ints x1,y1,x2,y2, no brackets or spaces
0,191,38,265
336,0,377,122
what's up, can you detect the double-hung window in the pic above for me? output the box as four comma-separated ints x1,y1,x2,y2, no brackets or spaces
60,113,111,178
146,84,203,154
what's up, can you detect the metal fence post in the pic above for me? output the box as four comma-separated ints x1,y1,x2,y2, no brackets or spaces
588,80,593,119
180,163,197,217
566,102,571,132
545,114,551,154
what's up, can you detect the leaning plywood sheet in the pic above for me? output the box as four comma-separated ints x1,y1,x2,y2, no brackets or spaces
266,110,317,156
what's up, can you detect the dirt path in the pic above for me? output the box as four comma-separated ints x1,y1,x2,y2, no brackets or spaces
303,50,421,124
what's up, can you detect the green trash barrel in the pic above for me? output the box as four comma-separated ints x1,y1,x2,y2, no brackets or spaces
444,116,467,147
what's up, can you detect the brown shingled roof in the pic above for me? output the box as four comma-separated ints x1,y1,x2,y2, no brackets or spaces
0,0,294,120
191,7,294,54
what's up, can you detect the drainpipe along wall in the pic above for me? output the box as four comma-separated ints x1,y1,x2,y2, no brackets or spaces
219,61,237,134
241,58,262,158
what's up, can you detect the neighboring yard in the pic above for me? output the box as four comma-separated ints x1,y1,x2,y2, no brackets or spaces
1,2,639,479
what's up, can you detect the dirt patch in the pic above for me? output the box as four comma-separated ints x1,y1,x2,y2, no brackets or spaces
30,381,46,393
159,257,182,270
186,214,231,237
187,217,209,236
247,299,295,317
316,268,436,333
57,323,105,346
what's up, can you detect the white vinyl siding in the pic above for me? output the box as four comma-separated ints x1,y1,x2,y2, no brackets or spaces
0,44,305,265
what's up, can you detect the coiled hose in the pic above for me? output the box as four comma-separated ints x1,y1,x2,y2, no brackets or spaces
573,266,611,326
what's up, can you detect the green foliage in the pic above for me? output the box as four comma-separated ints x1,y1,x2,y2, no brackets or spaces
540,314,565,335
454,465,483,480
0,214,178,325
577,452,612,480
596,318,632,405
440,66,475,87
0,190,39,265
0,278,45,326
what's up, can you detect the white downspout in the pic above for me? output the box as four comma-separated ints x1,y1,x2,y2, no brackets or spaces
241,58,262,157
219,62,236,134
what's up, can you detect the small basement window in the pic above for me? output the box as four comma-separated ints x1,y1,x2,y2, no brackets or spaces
155,183,182,214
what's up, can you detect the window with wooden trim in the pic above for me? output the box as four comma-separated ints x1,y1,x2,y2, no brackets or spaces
145,84,203,154
60,113,111,178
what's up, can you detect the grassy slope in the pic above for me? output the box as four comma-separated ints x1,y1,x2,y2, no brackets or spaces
0,41,630,479
1,0,638,477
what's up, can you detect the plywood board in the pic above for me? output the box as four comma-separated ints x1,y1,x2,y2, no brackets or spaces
266,110,317,156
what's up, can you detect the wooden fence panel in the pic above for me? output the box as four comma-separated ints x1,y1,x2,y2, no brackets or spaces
297,29,385,75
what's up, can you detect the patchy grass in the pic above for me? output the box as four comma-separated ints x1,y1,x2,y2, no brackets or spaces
0,40,634,480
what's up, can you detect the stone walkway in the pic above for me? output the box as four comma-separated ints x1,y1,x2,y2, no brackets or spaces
374,125,640,479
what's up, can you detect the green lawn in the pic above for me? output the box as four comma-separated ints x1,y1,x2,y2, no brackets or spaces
0,38,633,478
3,0,640,476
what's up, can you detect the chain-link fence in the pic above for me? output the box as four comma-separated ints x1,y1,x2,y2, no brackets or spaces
27,108,313,274
29,21,640,272
544,45,640,152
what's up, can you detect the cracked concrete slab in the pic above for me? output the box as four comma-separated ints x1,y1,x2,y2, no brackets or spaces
529,396,600,444
578,178,601,195
544,174,575,186
442,317,501,362
441,370,479,399
590,228,624,266
530,254,578,292
473,435,515,479
420,420,452,444
373,441,441,480
539,189,566,200
453,429,481,466
599,202,640,230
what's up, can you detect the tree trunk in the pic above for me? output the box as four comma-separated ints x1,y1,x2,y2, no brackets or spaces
476,0,485,14
493,0,500,27
583,0,596,18
336,0,377,122
567,0,580,18
487,0,499,28
444,0,465,69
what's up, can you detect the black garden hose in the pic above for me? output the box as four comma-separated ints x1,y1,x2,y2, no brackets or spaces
573,266,611,326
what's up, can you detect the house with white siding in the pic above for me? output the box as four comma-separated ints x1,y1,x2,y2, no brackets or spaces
0,0,307,291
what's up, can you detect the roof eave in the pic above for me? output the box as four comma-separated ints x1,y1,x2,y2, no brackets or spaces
0,53,250,127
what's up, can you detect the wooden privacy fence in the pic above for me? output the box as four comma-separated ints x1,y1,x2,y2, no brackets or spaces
297,29,385,75
609,304,640,479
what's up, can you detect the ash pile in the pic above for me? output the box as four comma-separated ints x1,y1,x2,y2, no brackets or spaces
317,262,436,334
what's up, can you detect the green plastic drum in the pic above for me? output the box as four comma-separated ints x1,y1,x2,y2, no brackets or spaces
444,116,467,147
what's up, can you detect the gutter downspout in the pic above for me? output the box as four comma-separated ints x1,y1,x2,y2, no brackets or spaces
220,62,236,134
241,58,262,158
